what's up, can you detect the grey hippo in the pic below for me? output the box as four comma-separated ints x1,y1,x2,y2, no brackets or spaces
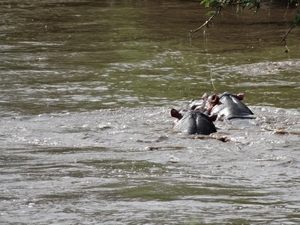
171,92,255,135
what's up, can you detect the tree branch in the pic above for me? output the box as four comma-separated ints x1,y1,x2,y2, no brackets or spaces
281,24,295,44
189,5,223,35
281,9,299,53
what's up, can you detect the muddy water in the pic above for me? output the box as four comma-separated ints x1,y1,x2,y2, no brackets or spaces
1,0,300,224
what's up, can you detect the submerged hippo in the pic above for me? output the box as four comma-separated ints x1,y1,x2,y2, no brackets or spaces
172,91,254,134
190,92,254,121
170,109,217,135
206,92,254,121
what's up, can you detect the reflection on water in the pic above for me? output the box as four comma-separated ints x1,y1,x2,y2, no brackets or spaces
0,0,300,224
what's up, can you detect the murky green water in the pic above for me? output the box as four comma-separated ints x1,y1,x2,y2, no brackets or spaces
1,0,300,116
1,0,300,224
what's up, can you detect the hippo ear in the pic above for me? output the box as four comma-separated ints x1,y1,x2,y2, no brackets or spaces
236,92,244,101
210,94,219,105
208,114,218,122
170,109,183,120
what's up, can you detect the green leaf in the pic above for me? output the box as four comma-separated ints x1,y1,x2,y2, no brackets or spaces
294,11,300,26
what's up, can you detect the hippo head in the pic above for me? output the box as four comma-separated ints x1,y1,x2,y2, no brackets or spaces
188,93,211,112
170,109,217,135
207,92,254,120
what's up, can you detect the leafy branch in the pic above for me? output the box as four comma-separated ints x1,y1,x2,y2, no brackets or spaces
189,0,226,35
190,0,300,52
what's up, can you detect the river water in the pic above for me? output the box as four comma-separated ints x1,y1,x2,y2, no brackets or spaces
1,0,300,224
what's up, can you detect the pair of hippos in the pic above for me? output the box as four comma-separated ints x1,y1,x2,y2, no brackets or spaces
171,92,255,135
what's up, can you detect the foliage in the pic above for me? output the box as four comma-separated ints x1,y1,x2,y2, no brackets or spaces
293,9,300,25
200,0,298,12
199,0,300,19
190,0,300,52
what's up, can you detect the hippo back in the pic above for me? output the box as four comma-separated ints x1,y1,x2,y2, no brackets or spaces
173,110,217,135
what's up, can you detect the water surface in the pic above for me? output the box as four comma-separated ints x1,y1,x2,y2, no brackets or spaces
1,0,300,224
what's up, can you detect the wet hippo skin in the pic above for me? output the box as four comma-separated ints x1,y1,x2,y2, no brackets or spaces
171,109,217,135
190,92,254,121
207,92,254,120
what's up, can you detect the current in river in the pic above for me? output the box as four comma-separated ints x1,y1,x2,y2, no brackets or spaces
1,0,300,224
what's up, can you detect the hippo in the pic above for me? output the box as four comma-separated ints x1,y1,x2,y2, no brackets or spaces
170,109,217,135
189,92,254,121
206,92,254,121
